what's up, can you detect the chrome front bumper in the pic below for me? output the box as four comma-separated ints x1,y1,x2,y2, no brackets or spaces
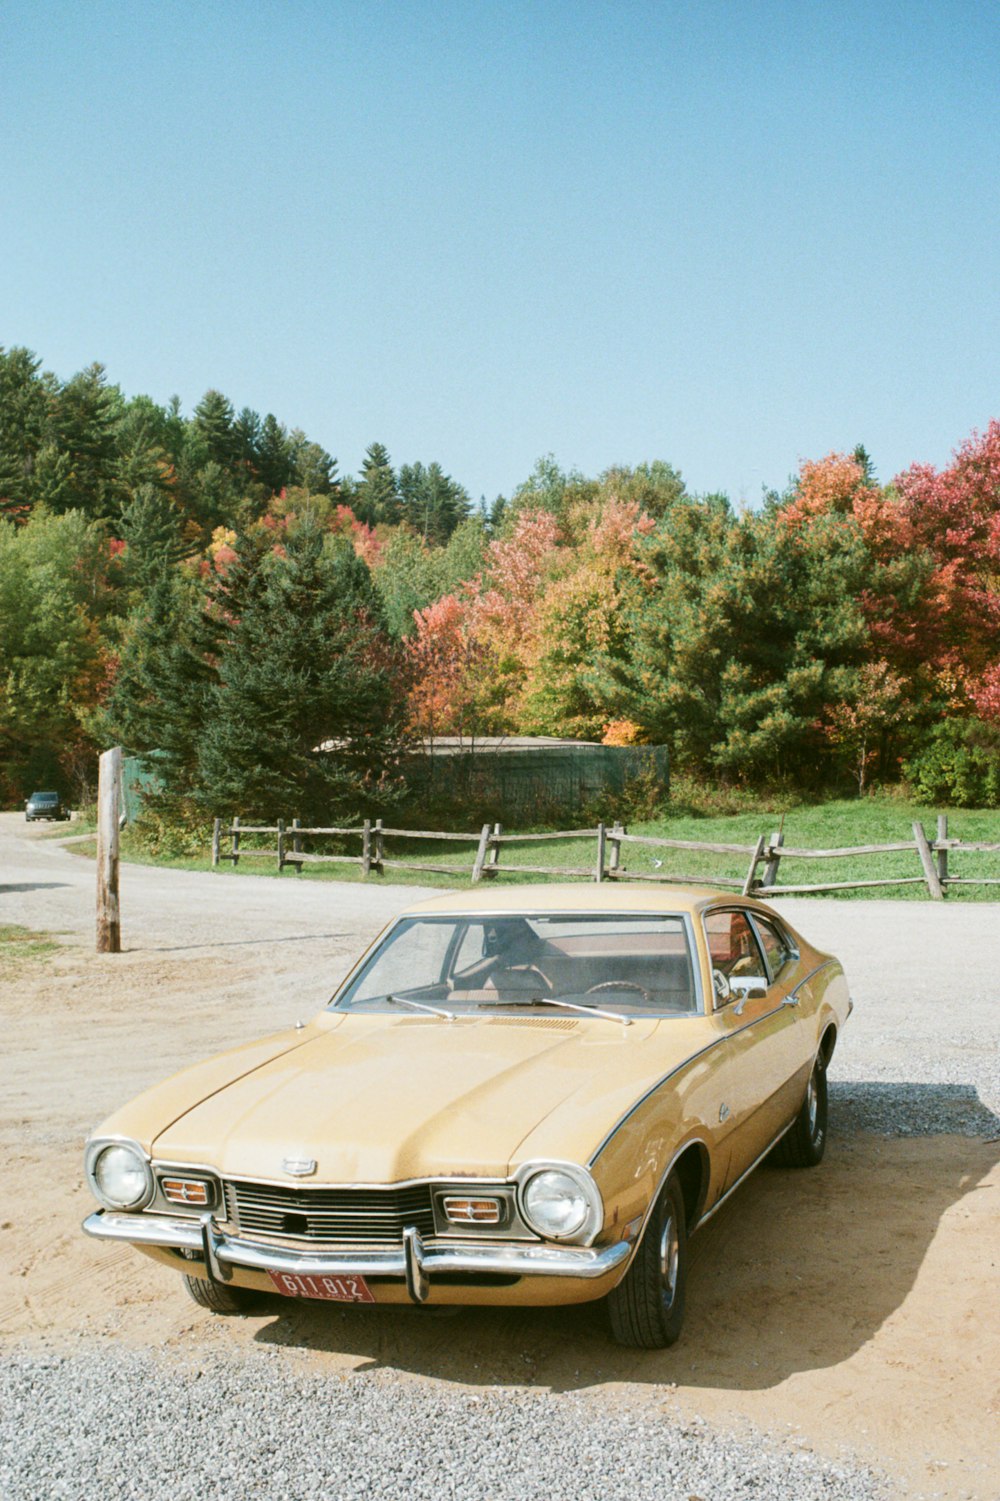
82,1211,632,1303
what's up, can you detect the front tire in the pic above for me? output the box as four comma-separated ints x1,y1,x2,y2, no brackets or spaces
774,1057,828,1168
607,1171,687,1348
182,1273,261,1314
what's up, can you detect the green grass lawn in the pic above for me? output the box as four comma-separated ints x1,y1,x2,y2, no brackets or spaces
61,795,1000,900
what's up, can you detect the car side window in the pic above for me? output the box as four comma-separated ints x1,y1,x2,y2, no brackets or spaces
752,916,795,980
704,910,768,1007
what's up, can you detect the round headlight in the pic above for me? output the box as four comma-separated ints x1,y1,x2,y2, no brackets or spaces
521,1168,594,1240
92,1143,151,1209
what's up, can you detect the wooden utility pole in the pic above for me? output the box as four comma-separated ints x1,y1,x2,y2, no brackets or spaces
96,746,122,952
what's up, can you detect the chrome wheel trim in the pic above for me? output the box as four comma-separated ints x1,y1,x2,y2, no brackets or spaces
659,1211,679,1308
806,1071,819,1136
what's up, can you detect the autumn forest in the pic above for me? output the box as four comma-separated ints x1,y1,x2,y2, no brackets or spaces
2,344,999,826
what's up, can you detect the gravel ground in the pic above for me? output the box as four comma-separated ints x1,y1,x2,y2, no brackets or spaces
0,1348,890,1501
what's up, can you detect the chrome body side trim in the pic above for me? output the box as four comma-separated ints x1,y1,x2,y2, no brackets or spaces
692,1120,795,1230
588,959,840,1166
82,1211,631,1282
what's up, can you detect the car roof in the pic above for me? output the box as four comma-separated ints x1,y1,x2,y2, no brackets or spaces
398,883,731,918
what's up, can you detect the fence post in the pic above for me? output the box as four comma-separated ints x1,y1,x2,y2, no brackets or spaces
742,834,766,896
96,746,122,954
373,818,384,875
936,814,949,886
762,829,784,890
362,818,372,877
212,817,221,868
485,822,502,880
277,817,286,872
913,821,944,899
595,822,606,882
608,821,624,878
471,823,492,883
291,817,302,873
231,815,241,868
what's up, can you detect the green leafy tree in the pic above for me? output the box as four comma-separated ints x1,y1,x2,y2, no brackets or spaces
611,501,874,784
0,509,105,796
372,515,488,639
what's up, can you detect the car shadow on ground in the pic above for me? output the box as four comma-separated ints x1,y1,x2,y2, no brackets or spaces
252,1083,999,1393
147,933,353,953
0,881,73,893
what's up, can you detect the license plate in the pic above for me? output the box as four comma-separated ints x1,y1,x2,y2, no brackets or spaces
267,1270,375,1303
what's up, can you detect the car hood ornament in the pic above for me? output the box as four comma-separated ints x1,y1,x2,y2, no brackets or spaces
282,1156,317,1177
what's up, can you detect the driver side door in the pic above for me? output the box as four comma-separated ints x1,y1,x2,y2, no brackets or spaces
705,907,802,1190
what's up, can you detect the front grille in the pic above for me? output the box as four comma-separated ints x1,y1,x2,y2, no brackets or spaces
224,1180,436,1245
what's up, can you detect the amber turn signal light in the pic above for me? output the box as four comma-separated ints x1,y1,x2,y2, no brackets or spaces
441,1196,502,1224
162,1178,212,1206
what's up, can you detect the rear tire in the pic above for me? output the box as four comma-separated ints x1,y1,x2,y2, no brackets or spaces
607,1171,687,1348
182,1273,261,1314
774,1058,828,1168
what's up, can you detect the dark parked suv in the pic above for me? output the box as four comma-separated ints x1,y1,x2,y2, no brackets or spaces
25,791,69,822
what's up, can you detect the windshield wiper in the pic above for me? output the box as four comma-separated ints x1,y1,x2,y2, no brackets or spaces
476,997,632,1027
384,994,456,1022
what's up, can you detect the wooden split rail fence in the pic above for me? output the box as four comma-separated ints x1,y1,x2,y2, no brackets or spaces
212,814,999,898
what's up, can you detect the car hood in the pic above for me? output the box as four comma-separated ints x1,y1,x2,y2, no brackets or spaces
145,1010,709,1183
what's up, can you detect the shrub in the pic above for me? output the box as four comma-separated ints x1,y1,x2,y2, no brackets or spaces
903,718,1000,808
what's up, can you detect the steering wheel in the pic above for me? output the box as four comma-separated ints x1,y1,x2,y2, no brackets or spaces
501,964,553,995
585,980,651,1004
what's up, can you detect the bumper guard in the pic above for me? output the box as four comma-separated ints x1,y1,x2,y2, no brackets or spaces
83,1211,631,1304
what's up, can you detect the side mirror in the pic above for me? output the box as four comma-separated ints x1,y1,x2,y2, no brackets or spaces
730,977,768,1013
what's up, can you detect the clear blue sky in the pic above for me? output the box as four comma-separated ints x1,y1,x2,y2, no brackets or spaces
3,0,998,505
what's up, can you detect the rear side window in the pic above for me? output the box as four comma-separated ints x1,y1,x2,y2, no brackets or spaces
753,916,795,979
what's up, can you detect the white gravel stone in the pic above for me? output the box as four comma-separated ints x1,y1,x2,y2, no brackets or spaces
0,1348,891,1501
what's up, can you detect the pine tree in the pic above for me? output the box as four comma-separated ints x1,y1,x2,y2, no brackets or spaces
354,442,400,525
192,389,237,468
47,363,121,518
196,520,405,820
117,484,190,593
256,413,295,494
0,346,48,519
290,430,337,493
399,461,471,543
100,571,214,789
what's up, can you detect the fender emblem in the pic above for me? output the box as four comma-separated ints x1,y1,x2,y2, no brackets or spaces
282,1157,317,1176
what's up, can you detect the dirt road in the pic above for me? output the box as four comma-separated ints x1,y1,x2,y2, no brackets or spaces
1,812,998,1498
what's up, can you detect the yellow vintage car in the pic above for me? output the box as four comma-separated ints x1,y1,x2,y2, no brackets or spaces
83,885,851,1347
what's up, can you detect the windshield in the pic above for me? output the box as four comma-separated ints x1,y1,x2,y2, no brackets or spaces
333,913,699,1017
